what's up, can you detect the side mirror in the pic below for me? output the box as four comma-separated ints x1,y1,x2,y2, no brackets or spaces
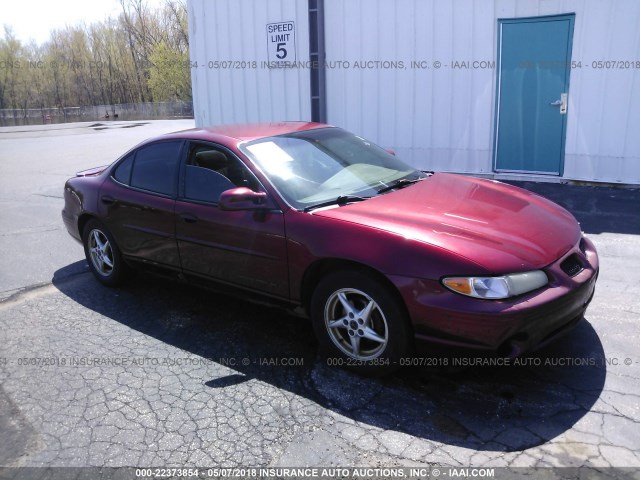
219,187,269,211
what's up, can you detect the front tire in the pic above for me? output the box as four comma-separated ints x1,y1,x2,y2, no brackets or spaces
82,219,126,287
311,270,411,375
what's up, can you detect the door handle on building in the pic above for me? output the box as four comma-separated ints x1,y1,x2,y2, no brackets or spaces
550,93,568,114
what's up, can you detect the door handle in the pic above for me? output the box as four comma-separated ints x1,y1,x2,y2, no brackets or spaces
101,195,115,205
179,213,198,223
549,93,568,114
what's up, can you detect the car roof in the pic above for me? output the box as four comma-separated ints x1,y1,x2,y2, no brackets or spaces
162,121,332,144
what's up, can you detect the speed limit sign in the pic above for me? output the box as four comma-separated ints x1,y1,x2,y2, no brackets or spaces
266,21,296,67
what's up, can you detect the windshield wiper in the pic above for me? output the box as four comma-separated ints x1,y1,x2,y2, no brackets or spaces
376,177,425,195
303,195,370,213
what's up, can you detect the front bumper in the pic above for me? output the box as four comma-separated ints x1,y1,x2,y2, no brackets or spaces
391,236,599,355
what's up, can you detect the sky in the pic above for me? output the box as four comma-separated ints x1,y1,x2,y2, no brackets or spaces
2,0,167,45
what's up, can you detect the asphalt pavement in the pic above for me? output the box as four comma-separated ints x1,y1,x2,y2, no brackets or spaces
0,121,639,473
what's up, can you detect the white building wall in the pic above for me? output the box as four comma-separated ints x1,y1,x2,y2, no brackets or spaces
188,0,311,126
560,1,640,183
324,0,640,184
188,0,640,184
324,0,496,175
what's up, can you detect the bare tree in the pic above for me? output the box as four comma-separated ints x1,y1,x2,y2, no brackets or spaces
0,0,191,112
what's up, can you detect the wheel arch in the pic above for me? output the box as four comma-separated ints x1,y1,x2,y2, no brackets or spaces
300,258,412,328
78,213,99,239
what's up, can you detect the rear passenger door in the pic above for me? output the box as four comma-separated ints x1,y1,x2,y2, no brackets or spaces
175,141,289,298
99,140,184,270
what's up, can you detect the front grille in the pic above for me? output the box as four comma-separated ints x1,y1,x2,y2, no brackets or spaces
561,254,583,277
579,238,587,254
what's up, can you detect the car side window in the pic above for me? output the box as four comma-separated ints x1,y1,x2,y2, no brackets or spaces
182,143,261,203
113,153,134,185
128,141,183,196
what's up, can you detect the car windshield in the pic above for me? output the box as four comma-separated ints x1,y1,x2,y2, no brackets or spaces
241,127,426,210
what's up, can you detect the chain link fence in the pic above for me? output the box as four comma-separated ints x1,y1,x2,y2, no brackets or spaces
0,101,194,127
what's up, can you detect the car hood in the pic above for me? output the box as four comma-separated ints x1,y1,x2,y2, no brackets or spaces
312,173,581,272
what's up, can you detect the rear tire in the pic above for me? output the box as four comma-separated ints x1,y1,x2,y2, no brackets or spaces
82,219,127,287
311,270,411,375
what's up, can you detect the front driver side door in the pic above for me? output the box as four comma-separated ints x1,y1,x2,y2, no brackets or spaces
175,142,289,299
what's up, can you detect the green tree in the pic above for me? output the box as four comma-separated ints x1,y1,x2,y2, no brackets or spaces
0,27,24,110
148,41,191,101
0,0,191,112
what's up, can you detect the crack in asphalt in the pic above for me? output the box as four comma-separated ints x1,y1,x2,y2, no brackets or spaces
0,268,638,467
0,225,61,237
33,194,64,199
0,282,56,308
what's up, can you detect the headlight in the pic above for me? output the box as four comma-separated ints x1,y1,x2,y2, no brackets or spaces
442,270,548,299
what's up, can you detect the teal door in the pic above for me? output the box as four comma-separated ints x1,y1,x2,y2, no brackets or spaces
494,15,575,174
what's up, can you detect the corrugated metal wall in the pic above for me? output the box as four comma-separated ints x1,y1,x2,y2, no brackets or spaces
323,0,640,183
188,0,311,126
559,0,640,183
494,0,640,184
324,0,497,175
188,0,640,183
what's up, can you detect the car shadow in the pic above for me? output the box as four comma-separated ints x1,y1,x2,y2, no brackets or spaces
506,181,640,236
53,262,606,452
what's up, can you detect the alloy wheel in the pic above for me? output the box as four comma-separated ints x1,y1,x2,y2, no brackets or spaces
324,288,389,360
88,228,114,277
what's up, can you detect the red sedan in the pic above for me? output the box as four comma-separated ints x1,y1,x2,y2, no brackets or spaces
62,122,599,374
